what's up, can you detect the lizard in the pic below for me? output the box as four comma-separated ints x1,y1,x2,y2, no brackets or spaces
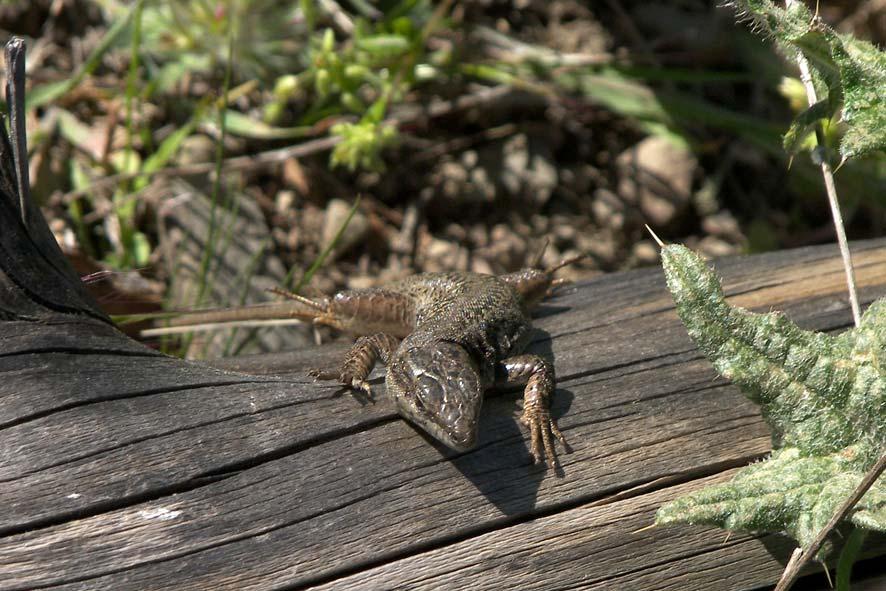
265,257,579,468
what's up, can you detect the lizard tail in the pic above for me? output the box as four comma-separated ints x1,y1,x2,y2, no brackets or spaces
139,290,334,338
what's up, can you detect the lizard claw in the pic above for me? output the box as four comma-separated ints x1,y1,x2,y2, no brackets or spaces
520,404,568,468
349,377,374,399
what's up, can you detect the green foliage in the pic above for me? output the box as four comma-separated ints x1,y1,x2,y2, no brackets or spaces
135,1,444,167
306,24,415,117
140,0,300,80
467,35,884,206
655,244,886,553
330,119,398,172
28,1,138,108
732,0,886,158
836,528,867,590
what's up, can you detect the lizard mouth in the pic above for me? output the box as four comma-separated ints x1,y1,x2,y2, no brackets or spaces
389,341,483,452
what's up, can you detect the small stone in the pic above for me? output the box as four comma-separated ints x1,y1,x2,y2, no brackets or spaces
467,166,495,202
177,134,215,165
347,275,376,290
422,237,465,272
282,158,310,195
616,136,697,227
444,223,467,241
468,225,489,248
630,240,660,266
583,231,618,266
487,224,526,269
698,236,738,258
501,134,529,196
461,150,478,168
702,211,743,241
275,190,296,215
471,257,495,275
591,188,626,230
552,217,577,243
500,134,558,206
321,199,369,261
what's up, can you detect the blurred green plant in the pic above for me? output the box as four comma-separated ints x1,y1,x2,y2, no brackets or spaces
139,0,302,81
731,0,886,159
330,118,398,172
139,0,447,171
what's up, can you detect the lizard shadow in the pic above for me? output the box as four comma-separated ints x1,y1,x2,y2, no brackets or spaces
424,327,576,515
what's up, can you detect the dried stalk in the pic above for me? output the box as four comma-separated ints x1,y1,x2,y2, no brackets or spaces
785,0,860,326
772,4,872,589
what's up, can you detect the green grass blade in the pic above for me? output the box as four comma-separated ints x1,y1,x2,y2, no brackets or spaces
286,195,361,292
28,2,138,108
222,110,314,139
835,528,867,591
181,3,236,355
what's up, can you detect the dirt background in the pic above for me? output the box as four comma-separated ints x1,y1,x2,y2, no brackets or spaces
0,0,883,355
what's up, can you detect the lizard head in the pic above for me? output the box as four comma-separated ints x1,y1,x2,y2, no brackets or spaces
386,341,483,452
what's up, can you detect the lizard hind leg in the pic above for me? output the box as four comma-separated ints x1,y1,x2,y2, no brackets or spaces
497,354,569,467
501,253,587,311
309,333,400,399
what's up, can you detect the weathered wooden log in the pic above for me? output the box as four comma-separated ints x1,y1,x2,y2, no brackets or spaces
1,72,885,591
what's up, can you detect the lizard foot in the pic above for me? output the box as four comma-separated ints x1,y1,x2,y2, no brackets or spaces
520,400,569,467
347,376,373,399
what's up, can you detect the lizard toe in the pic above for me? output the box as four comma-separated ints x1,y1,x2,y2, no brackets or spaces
541,420,559,468
522,407,567,468
521,410,545,464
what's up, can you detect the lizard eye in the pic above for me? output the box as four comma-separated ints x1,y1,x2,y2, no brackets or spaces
415,374,445,412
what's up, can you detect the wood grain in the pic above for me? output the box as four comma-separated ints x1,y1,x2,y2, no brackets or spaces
2,234,886,589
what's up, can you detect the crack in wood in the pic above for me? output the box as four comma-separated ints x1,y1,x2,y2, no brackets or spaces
0,377,286,431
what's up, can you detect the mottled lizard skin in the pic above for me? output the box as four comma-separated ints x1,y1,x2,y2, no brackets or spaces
275,264,573,468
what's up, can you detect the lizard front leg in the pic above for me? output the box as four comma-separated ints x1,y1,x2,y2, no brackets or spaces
310,333,400,397
497,354,568,466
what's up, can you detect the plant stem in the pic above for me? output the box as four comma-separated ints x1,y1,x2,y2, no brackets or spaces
784,0,860,326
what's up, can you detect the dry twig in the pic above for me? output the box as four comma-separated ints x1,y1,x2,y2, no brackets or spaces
784,0,860,326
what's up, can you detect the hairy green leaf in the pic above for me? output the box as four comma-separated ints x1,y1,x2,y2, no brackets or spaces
655,244,886,551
